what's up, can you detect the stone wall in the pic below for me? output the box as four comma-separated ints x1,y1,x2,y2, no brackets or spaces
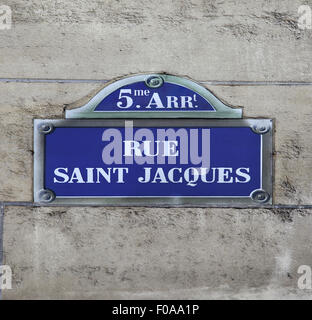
0,0,312,299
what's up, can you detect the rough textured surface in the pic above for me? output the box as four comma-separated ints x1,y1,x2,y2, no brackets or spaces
0,83,311,204
2,206,312,299
1,0,312,300
0,0,311,80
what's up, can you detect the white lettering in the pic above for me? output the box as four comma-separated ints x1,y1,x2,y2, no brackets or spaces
54,167,69,183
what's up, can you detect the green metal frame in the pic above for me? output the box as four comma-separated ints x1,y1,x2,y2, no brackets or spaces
65,74,242,119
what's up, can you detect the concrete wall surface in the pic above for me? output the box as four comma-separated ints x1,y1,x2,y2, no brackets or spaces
0,0,312,299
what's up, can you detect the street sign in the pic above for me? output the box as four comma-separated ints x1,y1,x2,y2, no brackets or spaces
65,74,242,119
34,119,272,206
34,74,272,206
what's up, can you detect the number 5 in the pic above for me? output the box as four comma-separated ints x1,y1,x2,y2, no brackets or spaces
117,89,133,109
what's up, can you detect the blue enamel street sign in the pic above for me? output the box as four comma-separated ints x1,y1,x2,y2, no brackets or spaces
34,119,272,206
65,74,242,118
95,81,215,112
34,74,272,206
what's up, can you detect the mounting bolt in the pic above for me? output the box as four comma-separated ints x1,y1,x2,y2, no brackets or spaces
37,189,55,203
251,189,270,203
145,75,164,88
251,122,270,134
38,123,54,134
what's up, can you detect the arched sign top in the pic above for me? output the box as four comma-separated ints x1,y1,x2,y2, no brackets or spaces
65,74,242,119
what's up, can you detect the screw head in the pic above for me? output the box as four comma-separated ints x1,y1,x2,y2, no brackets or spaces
39,123,54,134
37,189,55,203
145,75,164,88
251,189,270,203
251,122,270,134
